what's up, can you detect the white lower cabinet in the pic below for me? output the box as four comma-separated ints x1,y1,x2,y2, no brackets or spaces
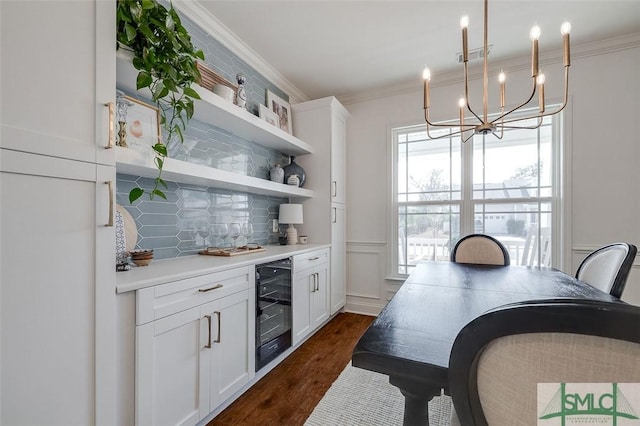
201,290,253,410
135,267,254,426
330,204,346,314
292,249,330,345
136,307,204,426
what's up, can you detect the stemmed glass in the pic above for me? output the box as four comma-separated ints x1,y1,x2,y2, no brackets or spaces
242,223,253,247
228,222,241,251
211,223,229,251
196,220,210,250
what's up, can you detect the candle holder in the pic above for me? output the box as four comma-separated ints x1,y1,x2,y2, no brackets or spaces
236,73,247,110
116,90,134,147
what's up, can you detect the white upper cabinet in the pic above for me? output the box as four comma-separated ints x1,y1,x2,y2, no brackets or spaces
1,0,116,166
292,97,349,209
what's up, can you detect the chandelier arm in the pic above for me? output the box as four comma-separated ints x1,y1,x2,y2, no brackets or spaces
424,109,476,129
490,77,537,125
536,66,570,117
499,113,542,125
499,116,544,130
490,129,505,140
495,121,504,139
425,126,468,141
515,66,570,120
462,131,475,144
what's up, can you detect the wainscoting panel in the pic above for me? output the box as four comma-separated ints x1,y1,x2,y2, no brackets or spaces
572,245,640,307
346,241,387,315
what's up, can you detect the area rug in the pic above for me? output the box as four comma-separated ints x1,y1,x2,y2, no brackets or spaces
305,362,452,425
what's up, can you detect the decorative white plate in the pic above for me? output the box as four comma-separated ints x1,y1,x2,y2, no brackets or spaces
115,204,137,253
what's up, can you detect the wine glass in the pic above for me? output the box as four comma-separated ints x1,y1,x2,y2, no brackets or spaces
228,222,241,251
211,223,229,251
196,220,210,250
242,223,253,247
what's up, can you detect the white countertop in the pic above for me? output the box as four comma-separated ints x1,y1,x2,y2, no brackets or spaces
116,243,331,293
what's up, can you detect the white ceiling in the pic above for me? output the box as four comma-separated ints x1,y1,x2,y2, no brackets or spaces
195,1,640,101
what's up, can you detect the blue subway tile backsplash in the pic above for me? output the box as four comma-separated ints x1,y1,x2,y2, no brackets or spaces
116,8,293,260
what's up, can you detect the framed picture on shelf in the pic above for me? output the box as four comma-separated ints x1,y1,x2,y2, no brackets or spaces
122,96,161,151
259,104,279,128
266,90,293,134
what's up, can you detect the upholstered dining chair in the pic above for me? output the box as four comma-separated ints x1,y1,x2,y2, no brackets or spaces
450,234,510,266
575,242,637,299
448,299,640,426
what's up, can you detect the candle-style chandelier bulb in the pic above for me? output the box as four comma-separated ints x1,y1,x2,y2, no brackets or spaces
530,25,541,41
422,0,571,143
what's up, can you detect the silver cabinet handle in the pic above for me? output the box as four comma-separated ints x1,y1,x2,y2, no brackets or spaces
332,180,337,197
332,207,337,223
198,284,223,293
204,315,212,349
214,311,221,343
310,273,316,293
105,181,114,227
105,102,114,149
315,273,320,291
309,256,320,261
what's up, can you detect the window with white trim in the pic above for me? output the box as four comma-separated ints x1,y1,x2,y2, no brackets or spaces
392,113,562,276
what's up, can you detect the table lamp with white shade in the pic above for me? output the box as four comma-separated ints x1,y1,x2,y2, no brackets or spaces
279,203,303,245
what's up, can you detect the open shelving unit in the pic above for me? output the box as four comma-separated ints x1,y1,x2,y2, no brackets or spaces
116,147,313,198
115,51,314,198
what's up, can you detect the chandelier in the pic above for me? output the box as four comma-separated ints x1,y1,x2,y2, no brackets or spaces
423,0,571,142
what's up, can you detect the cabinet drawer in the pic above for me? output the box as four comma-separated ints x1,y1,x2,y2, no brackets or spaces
136,266,252,325
293,249,329,273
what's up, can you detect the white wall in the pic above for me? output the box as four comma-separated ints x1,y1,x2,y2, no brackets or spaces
344,34,640,313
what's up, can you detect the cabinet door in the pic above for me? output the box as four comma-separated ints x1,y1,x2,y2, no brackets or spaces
0,158,103,426
1,2,117,424
136,307,205,426
311,266,330,329
205,290,253,410
330,111,347,204
330,205,346,314
292,270,313,345
0,0,116,165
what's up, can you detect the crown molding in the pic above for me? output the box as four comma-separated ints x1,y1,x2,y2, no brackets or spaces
339,32,640,106
172,0,309,104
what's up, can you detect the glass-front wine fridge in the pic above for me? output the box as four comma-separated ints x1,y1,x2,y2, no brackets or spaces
255,257,292,371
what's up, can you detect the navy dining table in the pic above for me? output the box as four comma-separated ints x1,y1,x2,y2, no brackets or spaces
352,261,619,426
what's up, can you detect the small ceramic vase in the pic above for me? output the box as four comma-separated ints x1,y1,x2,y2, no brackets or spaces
287,174,300,186
270,165,284,183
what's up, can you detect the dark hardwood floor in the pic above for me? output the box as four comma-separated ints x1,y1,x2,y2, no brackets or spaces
208,312,374,426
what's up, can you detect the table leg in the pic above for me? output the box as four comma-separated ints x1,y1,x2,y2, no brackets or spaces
389,376,443,426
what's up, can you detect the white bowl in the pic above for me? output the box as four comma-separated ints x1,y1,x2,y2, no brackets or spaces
212,84,234,103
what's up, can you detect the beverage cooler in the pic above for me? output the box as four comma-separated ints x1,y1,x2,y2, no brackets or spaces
255,257,292,371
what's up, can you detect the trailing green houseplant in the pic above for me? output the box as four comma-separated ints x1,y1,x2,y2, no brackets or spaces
116,0,205,202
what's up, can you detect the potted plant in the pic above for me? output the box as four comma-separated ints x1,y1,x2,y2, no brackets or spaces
116,0,205,202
